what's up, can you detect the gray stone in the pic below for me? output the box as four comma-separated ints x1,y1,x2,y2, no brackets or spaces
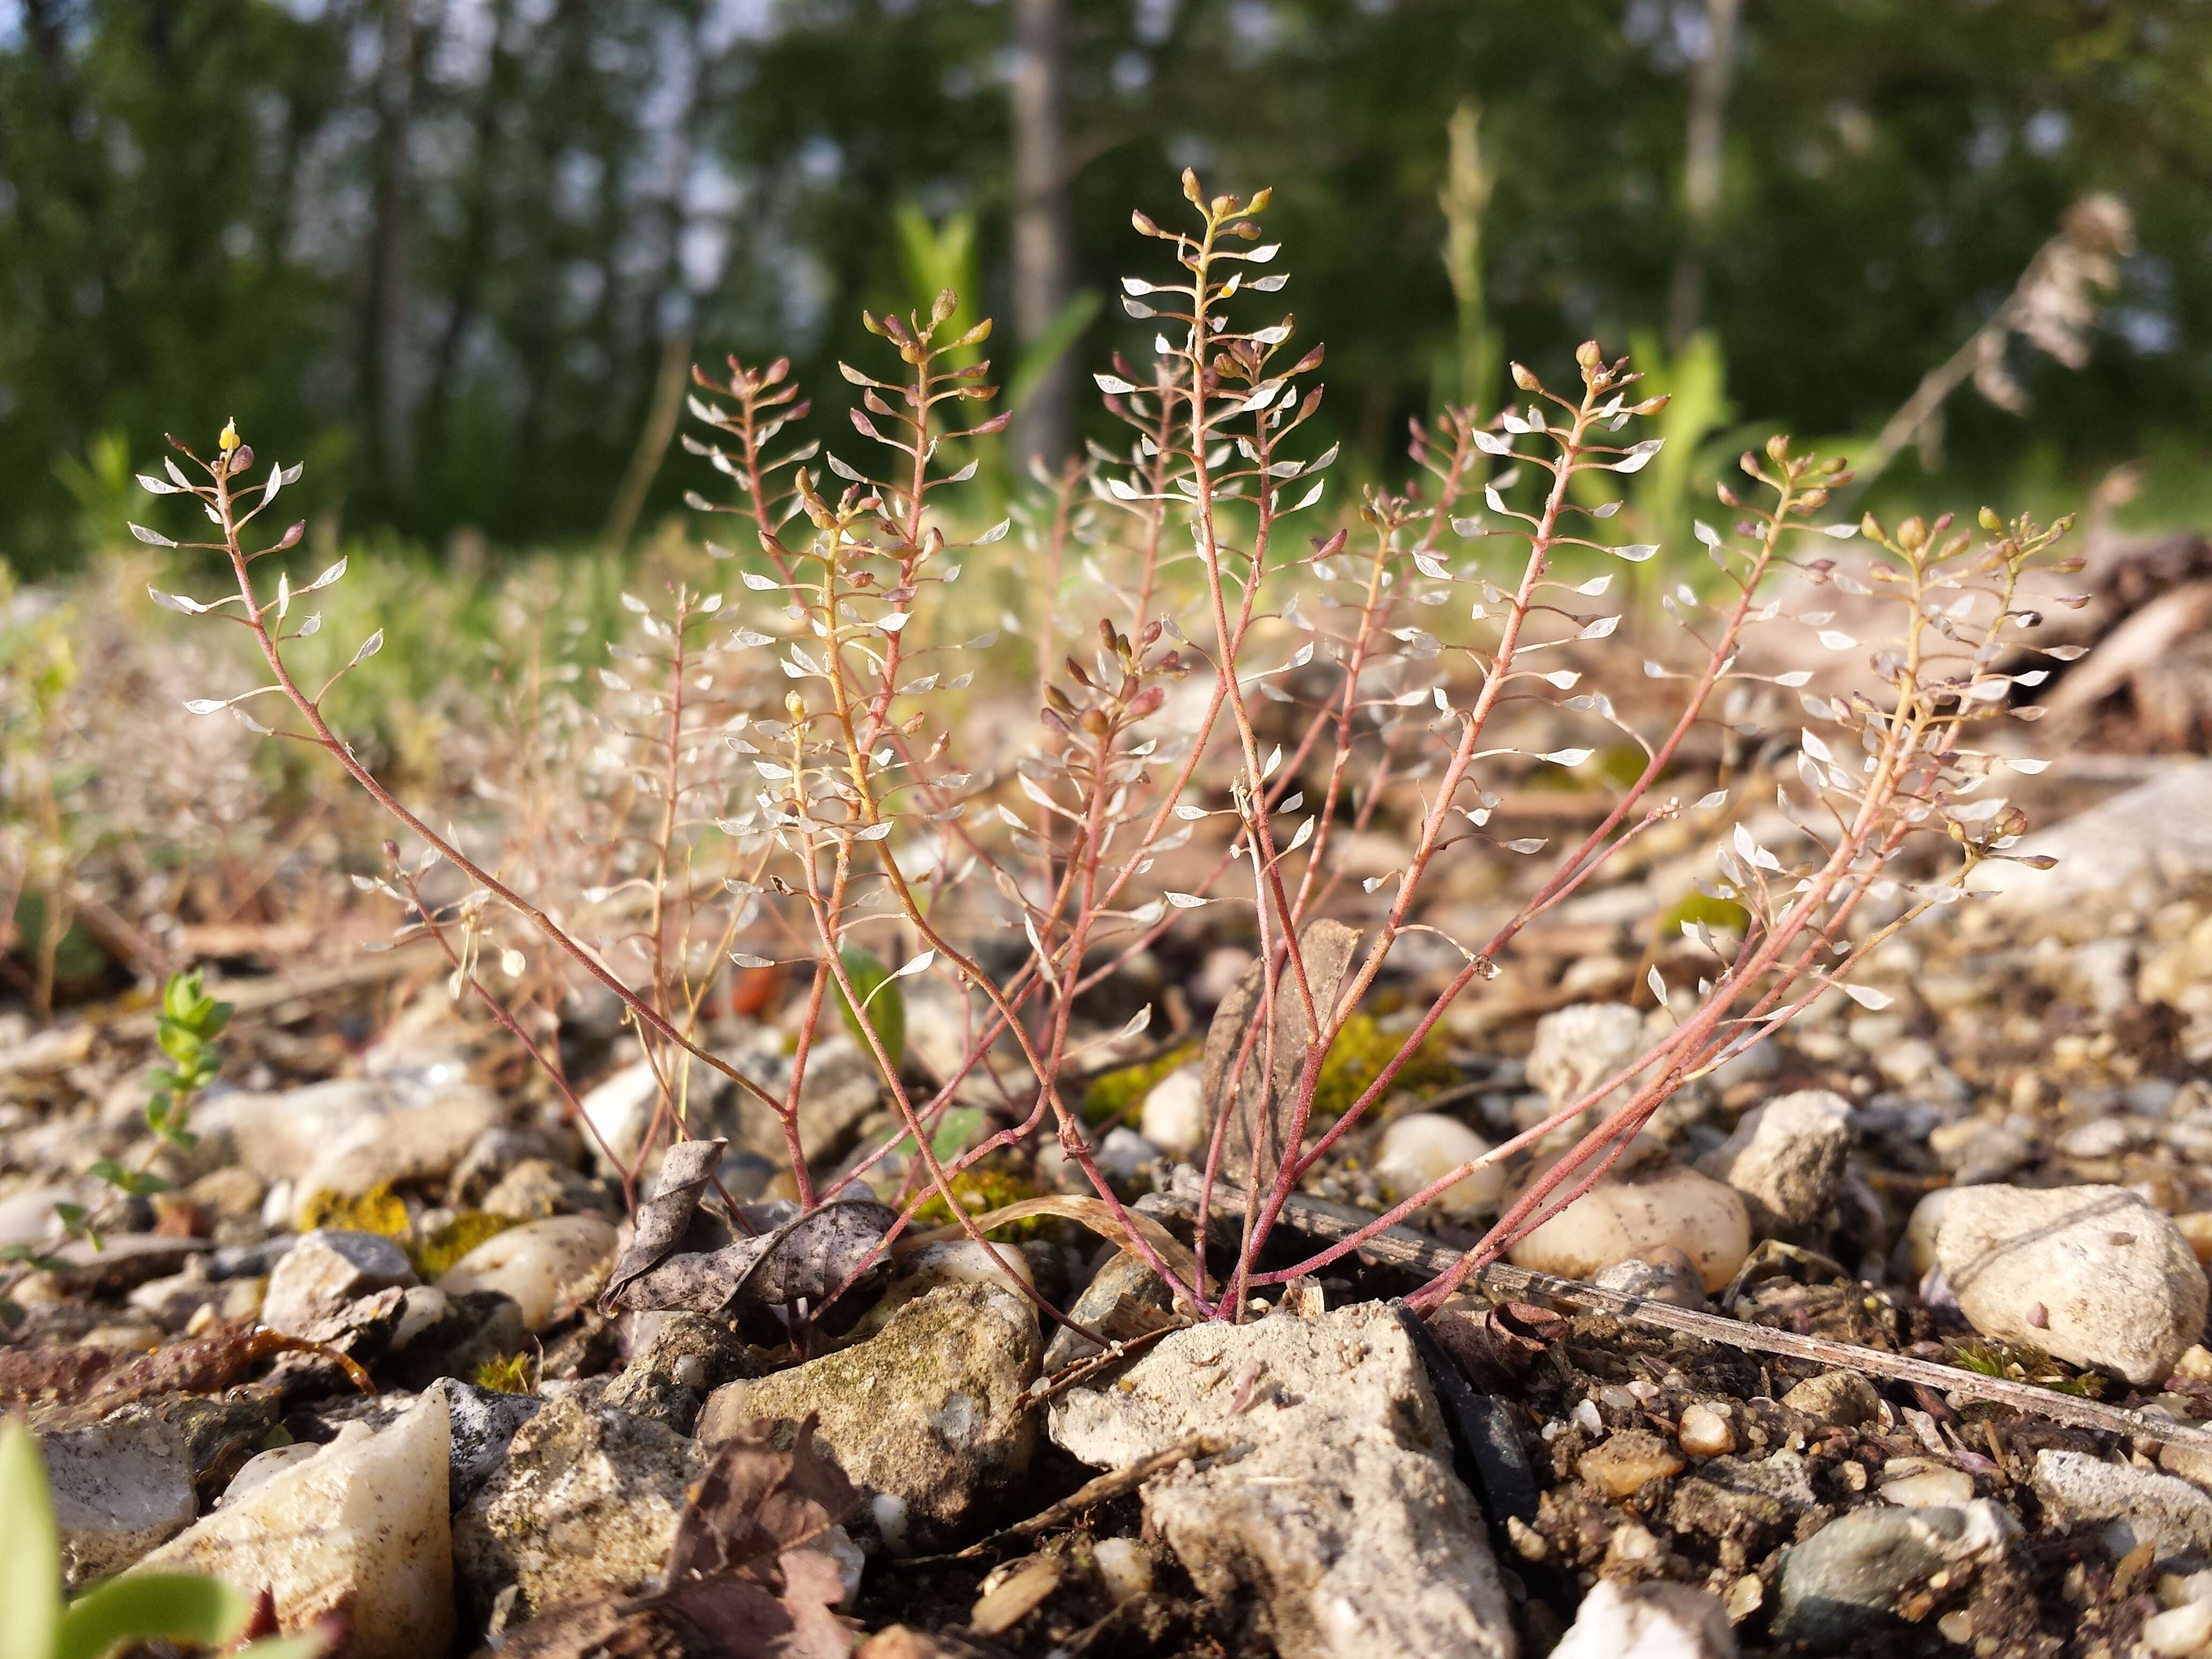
479,1158,609,1221
1773,1501,2017,1651
40,1414,198,1587
1551,1580,1736,1659
1697,1090,1853,1241
1590,1249,1707,1310
1780,1371,1881,1429
261,1229,417,1339
454,1394,708,1618
430,1378,543,1510
698,1282,1040,1553
602,1311,753,1434
1933,1184,2208,1386
2031,1448,2212,1562
1049,1301,1514,1659
1041,1249,1182,1373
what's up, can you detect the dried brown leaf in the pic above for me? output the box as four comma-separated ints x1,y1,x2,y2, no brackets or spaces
1201,918,1361,1181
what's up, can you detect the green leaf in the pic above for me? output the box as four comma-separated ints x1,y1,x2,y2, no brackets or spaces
833,945,906,1074
55,1574,251,1659
929,1106,985,1163
0,1422,63,1659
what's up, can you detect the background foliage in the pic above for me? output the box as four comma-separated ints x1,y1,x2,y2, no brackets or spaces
2,0,2208,572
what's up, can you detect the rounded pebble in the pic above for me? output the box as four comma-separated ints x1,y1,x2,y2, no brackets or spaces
1372,1114,1505,1216
1676,1403,1736,1458
1139,1067,1205,1160
437,1215,617,1331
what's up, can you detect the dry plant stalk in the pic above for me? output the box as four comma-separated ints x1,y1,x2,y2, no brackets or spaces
140,171,2073,1325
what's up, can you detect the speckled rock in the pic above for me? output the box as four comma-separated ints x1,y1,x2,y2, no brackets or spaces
39,1414,198,1587
1041,1248,1181,1373
1773,1501,2017,1651
453,1393,708,1617
1933,1184,2208,1386
698,1282,1041,1553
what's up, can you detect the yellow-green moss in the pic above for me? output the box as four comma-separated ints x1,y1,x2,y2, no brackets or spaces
1080,1042,1199,1126
474,1352,535,1394
913,1165,1046,1239
1655,884,1750,941
295,1183,519,1279
1312,1013,1457,1120
297,1184,411,1239
413,1211,521,1279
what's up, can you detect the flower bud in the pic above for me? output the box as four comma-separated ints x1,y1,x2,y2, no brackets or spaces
1509,362,1539,392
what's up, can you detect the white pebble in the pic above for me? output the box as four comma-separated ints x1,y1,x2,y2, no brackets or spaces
1139,1067,1205,1160
2143,1600,2212,1657
1879,1465,1976,1508
1372,1114,1505,1216
1677,1403,1737,1458
1093,1537,1153,1603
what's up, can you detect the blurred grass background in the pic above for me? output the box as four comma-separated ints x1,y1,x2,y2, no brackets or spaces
0,0,2207,583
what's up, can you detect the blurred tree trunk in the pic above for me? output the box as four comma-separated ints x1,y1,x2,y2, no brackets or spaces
1664,0,1740,352
368,0,418,500
1010,0,1074,473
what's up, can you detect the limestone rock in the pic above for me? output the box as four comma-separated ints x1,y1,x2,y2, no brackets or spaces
454,1394,708,1617
1049,1301,1514,1659
2031,1448,2212,1561
1552,1580,1737,1659
698,1282,1040,1553
133,1391,453,1659
1697,1090,1853,1240
1527,1002,1648,1119
1933,1184,2208,1386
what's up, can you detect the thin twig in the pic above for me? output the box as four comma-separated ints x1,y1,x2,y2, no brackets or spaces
1155,1171,2212,1453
